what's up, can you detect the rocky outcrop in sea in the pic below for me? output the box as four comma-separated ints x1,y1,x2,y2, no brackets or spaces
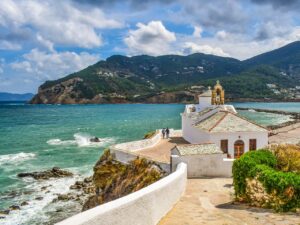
17,167,73,180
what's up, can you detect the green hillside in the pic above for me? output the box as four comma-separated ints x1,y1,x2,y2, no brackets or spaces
31,41,300,104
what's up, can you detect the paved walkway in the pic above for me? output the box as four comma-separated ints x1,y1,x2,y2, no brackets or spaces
269,122,300,144
134,137,188,163
159,178,299,225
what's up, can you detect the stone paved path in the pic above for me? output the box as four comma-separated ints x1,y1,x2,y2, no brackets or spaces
134,137,188,163
269,122,300,144
159,178,300,225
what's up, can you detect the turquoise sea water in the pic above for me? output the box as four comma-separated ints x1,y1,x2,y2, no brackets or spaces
0,102,298,224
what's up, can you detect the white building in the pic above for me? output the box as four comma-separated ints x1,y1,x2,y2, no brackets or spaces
181,81,269,158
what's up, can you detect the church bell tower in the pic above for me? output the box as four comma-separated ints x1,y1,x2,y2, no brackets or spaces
211,80,225,105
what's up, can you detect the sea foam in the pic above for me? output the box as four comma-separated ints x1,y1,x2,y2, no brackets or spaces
47,133,114,148
0,152,36,166
1,172,82,225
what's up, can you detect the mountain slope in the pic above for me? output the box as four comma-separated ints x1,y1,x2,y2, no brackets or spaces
0,92,34,101
30,41,300,104
244,41,300,79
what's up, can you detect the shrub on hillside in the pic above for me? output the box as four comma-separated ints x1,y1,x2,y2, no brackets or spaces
269,144,300,174
233,149,300,212
144,130,156,139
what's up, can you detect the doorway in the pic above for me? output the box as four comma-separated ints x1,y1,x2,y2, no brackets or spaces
234,140,244,158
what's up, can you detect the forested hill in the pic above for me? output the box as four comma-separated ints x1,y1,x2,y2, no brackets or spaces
31,41,300,104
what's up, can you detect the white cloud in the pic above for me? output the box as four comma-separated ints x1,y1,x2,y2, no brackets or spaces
124,20,176,56
216,30,228,40
0,40,22,50
193,26,203,38
0,0,123,48
183,42,230,57
11,49,100,80
36,34,54,52
0,58,4,73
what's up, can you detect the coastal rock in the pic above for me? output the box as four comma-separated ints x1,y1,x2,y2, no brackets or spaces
35,196,43,201
53,194,75,202
21,201,29,206
9,205,20,210
90,137,101,142
82,150,164,211
17,167,73,180
0,210,10,215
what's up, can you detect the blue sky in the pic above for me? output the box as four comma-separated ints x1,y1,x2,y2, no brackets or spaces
0,0,300,93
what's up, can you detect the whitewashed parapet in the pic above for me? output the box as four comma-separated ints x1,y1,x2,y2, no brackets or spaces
114,130,161,152
169,129,182,137
56,163,187,225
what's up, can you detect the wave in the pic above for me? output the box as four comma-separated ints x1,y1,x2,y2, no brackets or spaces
248,109,256,112
47,133,114,147
1,172,82,225
0,152,36,166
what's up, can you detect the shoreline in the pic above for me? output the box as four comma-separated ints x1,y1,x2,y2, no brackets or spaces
24,98,300,105
236,107,300,130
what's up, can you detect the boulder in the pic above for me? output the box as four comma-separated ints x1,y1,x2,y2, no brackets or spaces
9,205,20,210
35,197,43,201
90,137,101,142
21,201,29,206
0,210,10,215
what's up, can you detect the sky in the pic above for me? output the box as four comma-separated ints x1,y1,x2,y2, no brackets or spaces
1,0,300,93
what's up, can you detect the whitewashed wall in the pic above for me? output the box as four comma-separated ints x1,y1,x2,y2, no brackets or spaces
114,131,161,152
209,131,268,157
171,153,232,178
56,163,187,225
182,115,210,144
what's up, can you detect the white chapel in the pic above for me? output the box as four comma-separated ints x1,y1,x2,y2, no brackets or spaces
181,81,269,158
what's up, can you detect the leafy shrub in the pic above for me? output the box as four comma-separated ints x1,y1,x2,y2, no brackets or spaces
233,150,276,197
233,149,300,211
269,144,300,174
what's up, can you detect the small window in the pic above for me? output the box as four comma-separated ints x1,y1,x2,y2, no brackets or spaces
220,139,228,153
249,139,257,151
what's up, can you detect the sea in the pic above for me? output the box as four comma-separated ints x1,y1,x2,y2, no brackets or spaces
0,102,299,225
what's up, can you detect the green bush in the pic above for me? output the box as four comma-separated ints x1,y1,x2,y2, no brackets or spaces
233,149,300,212
233,150,276,197
143,130,156,139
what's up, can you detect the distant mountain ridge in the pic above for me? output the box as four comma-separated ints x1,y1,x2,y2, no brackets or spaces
0,92,34,101
31,41,300,104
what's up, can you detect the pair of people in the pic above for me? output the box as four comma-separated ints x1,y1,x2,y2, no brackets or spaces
162,128,170,139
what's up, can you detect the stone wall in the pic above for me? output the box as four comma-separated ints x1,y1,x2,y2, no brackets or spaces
55,163,187,225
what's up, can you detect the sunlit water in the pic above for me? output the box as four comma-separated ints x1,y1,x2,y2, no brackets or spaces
0,102,297,224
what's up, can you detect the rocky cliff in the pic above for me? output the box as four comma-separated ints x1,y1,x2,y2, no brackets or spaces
82,150,165,211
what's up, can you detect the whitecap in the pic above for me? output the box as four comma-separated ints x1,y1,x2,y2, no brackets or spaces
1,172,83,225
0,152,36,166
46,139,76,146
47,133,115,148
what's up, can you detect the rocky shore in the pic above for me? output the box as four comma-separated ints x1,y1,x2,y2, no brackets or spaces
0,150,165,223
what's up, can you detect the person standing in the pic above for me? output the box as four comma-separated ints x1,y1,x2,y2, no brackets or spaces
162,128,165,139
166,127,170,139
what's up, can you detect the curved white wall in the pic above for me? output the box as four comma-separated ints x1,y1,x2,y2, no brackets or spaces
114,131,161,152
56,163,187,225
